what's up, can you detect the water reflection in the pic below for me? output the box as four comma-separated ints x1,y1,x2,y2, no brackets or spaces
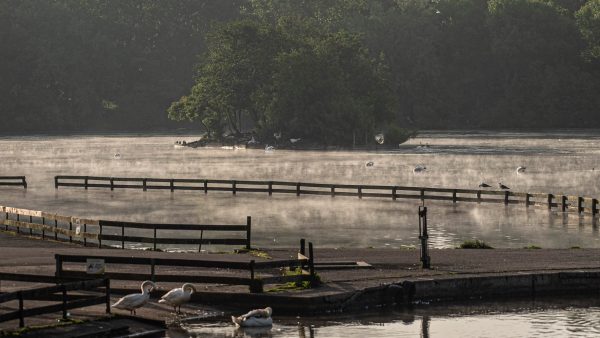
177,297,600,337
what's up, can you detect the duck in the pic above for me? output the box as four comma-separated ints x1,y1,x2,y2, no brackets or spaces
413,165,426,173
516,166,526,174
232,307,273,327
366,161,374,167
114,153,121,159
478,182,491,188
159,283,196,313
498,182,510,190
112,280,155,315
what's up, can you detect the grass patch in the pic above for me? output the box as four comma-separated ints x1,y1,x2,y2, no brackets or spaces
266,268,320,293
248,249,271,260
458,240,493,249
1,318,86,336
523,245,541,249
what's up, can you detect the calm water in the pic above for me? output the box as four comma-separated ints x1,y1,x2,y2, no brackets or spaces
0,131,599,249
173,297,600,337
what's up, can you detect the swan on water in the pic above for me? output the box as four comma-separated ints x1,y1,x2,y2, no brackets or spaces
516,166,526,174
232,307,273,327
265,145,275,152
290,138,301,144
366,161,374,167
479,182,491,188
498,182,510,190
413,165,426,173
112,280,155,315
159,283,196,313
114,153,121,159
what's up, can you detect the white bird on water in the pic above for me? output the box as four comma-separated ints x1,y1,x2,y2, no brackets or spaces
159,283,196,313
265,145,275,152
112,280,155,315
290,138,301,144
516,166,526,174
232,307,273,327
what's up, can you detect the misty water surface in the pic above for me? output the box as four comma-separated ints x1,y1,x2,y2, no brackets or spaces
0,131,599,249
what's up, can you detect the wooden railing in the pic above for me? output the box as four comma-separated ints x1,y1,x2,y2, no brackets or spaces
0,176,27,188
55,176,600,216
0,205,252,251
55,249,316,293
0,277,109,328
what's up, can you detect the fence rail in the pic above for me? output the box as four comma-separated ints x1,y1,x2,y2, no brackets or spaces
55,249,316,293
1,205,252,251
0,277,109,328
0,176,27,188
55,176,600,216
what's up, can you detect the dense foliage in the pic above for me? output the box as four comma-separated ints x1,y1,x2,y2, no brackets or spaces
2,0,600,137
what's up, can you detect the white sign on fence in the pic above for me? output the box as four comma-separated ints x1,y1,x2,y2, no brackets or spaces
86,259,105,274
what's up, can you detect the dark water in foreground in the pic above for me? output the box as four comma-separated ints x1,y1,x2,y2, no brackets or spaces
171,297,600,338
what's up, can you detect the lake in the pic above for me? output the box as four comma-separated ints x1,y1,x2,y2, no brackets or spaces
0,131,599,249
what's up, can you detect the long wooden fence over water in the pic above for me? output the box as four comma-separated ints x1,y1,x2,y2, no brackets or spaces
55,175,599,216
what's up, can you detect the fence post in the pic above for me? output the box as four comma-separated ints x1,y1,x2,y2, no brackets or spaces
110,178,114,191
300,238,306,256
98,224,103,248
296,183,301,196
592,199,598,215
153,227,157,251
170,179,174,192
268,182,273,196
547,194,554,210
54,220,58,240
55,177,59,189
22,177,27,189
69,221,73,242
29,215,33,235
420,189,425,202
5,212,8,231
18,291,24,327
452,190,457,203
504,191,509,205
232,180,237,195
477,190,482,204
198,230,203,252
562,196,567,212
358,186,362,199
121,225,125,249
150,259,156,282
105,279,111,314
143,179,147,191
392,186,397,200
16,214,20,233
84,176,88,190
55,254,63,279
61,285,68,320
308,242,315,281
83,224,87,246
525,194,530,208
331,185,335,197
41,217,45,239
578,197,584,214
246,216,252,250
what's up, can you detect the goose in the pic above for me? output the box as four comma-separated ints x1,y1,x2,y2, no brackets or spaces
413,165,426,173
516,166,526,174
478,182,491,188
498,182,510,190
366,161,374,167
159,283,196,313
232,307,273,327
112,280,155,315
290,138,301,144
375,133,385,145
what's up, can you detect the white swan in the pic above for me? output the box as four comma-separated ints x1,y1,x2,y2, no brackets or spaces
112,280,155,315
265,145,275,152
159,283,196,313
290,138,301,144
516,166,526,174
374,133,384,145
231,307,273,327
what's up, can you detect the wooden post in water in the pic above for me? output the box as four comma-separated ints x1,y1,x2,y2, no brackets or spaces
392,186,397,200
420,189,425,203
592,199,598,215
198,230,203,252
561,196,567,212
54,220,58,240
18,291,24,327
153,227,157,251
525,194,530,208
504,191,509,205
452,190,457,203
308,242,315,280
83,224,87,246
578,197,584,214
98,224,103,248
547,194,554,210
477,190,482,204
232,180,237,195
246,216,252,250
300,238,306,256
268,182,273,196
29,215,33,235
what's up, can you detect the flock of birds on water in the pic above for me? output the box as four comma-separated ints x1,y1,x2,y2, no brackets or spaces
111,281,272,327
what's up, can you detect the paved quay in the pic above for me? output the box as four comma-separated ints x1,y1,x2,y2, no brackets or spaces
1,230,599,330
